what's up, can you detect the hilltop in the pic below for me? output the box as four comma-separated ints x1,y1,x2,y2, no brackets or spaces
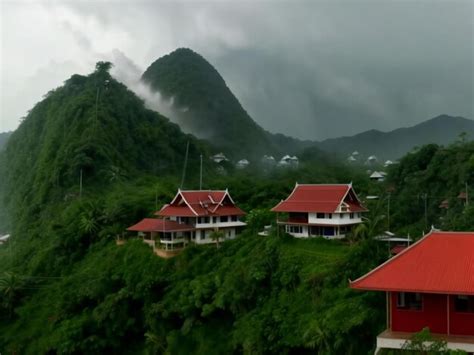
317,115,474,161
0,62,206,228
141,48,308,159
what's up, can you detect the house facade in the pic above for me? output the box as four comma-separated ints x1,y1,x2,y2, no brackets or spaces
350,231,474,353
271,183,367,239
127,189,246,254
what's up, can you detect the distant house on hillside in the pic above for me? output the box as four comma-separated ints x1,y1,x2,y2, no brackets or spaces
347,155,357,163
127,189,246,257
384,160,395,167
366,155,378,165
0,234,10,245
278,155,299,168
236,159,249,169
261,155,276,167
370,171,386,182
211,152,229,163
350,231,474,353
272,183,367,239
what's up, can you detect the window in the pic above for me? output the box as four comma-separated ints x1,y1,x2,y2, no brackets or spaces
316,213,325,219
397,292,422,310
341,213,345,219
455,295,474,313
220,216,228,222
350,213,354,219
287,225,303,234
327,213,332,219
213,217,217,224
231,215,237,222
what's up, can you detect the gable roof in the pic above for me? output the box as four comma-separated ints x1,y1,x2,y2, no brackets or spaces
157,189,245,217
350,231,474,295
127,218,195,232
271,183,367,213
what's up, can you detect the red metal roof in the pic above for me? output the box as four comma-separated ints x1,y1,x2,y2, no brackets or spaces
156,205,197,217
272,184,367,213
156,189,245,217
127,218,195,232
350,231,474,295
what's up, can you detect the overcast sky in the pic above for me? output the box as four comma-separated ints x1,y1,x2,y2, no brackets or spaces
1,0,473,140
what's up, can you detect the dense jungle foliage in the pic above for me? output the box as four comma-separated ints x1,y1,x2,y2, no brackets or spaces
1,59,473,354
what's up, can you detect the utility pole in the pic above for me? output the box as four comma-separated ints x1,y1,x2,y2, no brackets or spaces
387,193,391,232
422,193,428,231
79,168,83,199
95,87,100,131
466,182,469,206
199,154,203,190
180,141,190,189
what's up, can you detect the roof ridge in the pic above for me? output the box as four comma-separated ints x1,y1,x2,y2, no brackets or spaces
297,183,351,186
180,189,227,192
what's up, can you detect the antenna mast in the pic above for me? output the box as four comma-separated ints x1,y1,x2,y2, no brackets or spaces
199,154,203,190
180,141,190,189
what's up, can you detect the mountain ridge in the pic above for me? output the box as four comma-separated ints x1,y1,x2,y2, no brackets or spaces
317,114,474,160
140,48,472,161
141,48,308,158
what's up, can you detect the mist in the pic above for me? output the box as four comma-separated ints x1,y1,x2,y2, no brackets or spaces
2,1,472,140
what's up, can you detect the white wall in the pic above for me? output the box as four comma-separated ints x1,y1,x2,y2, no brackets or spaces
308,212,362,225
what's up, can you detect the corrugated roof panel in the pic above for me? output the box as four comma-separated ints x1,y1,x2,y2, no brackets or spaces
351,231,474,295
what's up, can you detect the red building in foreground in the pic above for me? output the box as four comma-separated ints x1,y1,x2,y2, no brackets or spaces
351,231,474,353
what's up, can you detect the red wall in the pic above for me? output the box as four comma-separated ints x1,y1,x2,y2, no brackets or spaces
449,296,474,336
390,293,474,336
391,293,447,334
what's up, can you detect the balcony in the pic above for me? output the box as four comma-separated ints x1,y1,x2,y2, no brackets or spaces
160,235,185,244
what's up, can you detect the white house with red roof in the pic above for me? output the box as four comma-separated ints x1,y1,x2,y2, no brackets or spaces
271,183,367,238
127,189,246,253
351,231,474,353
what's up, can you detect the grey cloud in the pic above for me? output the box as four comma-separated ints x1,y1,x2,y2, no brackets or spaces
2,1,473,140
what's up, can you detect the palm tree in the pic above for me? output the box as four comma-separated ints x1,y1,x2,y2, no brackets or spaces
349,214,385,244
0,272,24,318
209,229,225,248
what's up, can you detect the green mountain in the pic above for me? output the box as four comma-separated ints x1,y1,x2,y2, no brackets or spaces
141,49,471,163
0,62,205,228
141,48,308,159
317,115,474,161
0,131,11,151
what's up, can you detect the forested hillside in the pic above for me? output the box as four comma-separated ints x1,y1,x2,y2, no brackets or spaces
0,60,389,354
0,62,206,230
1,58,474,354
318,115,474,160
142,48,309,159
385,140,474,235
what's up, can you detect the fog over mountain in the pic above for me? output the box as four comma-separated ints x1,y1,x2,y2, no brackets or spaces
2,1,473,140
